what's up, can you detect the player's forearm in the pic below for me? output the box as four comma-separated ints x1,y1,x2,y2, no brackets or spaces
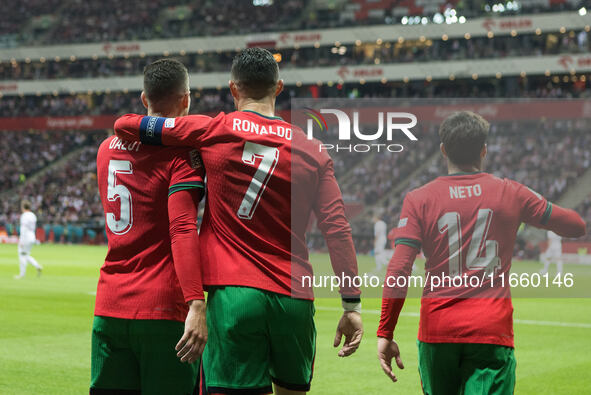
377,243,418,339
542,204,586,238
314,162,361,296
377,298,405,340
325,234,361,298
114,114,142,142
168,190,204,301
114,114,211,147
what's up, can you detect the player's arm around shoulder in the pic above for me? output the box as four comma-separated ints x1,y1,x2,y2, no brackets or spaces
114,113,217,147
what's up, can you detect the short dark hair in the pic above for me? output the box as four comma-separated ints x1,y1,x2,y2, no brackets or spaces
439,111,489,166
143,59,188,105
231,47,279,100
21,200,31,210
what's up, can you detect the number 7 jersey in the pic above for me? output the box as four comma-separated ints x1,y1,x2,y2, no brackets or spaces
393,172,551,347
114,110,360,299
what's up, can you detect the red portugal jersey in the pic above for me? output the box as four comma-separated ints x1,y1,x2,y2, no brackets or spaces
95,135,204,322
394,172,551,347
114,111,360,299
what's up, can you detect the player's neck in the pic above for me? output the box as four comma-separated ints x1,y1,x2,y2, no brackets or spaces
147,107,184,118
447,163,482,175
238,99,276,118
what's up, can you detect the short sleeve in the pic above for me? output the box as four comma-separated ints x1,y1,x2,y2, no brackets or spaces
393,192,422,250
513,181,552,226
168,149,206,198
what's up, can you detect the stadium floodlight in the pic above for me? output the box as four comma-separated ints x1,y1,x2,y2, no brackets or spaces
253,0,273,5
433,13,444,24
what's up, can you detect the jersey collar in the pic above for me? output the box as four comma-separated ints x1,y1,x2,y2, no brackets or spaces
241,110,283,121
442,171,484,177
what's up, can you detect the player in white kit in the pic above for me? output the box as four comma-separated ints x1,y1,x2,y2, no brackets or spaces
372,213,393,274
15,200,42,279
540,231,563,275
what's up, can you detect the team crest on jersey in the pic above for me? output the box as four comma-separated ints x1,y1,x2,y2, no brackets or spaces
398,218,408,228
189,150,203,169
164,118,175,128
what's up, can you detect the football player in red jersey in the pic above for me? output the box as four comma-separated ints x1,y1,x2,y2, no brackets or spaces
377,111,586,394
92,59,207,395
114,48,363,394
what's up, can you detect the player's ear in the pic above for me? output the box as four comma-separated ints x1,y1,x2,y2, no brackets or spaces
481,144,487,159
140,91,149,110
182,91,190,111
440,143,447,158
275,80,284,97
229,80,240,100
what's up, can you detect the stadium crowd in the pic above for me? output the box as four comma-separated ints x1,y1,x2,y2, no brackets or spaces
0,130,100,191
0,131,106,232
1,0,305,46
2,31,589,81
1,74,589,118
1,0,586,46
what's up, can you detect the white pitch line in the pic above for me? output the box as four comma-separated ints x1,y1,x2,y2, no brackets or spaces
315,306,591,329
87,291,96,296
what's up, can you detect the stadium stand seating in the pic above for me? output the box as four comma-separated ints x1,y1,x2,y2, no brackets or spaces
1,0,586,46
1,31,589,81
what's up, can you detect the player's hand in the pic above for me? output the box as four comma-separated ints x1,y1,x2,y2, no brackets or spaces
176,299,207,363
333,311,363,357
377,337,404,382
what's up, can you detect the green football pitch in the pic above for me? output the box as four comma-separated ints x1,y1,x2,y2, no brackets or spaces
1,244,590,394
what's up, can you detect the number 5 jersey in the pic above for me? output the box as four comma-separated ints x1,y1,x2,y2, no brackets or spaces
95,135,205,321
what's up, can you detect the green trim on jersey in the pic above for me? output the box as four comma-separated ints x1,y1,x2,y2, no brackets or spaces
395,238,421,250
541,201,553,225
168,181,204,197
242,110,283,121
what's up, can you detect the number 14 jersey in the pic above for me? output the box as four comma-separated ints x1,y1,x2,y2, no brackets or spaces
393,172,551,347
